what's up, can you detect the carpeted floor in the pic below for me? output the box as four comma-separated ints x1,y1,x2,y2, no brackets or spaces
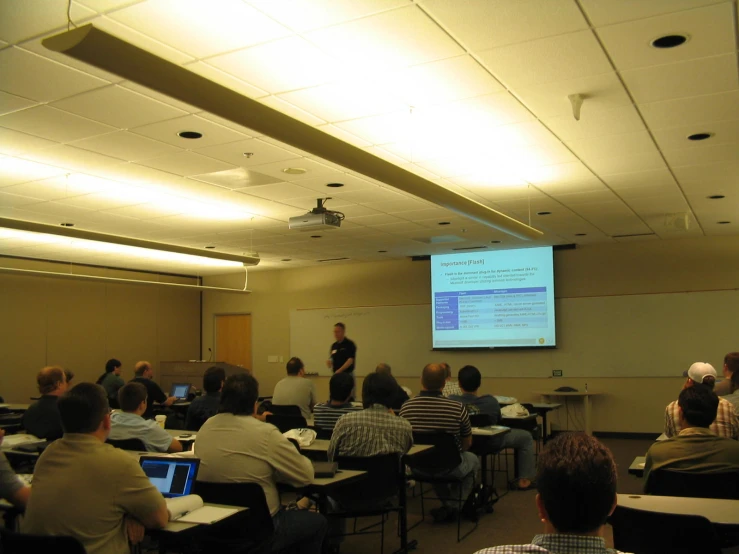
336,437,653,554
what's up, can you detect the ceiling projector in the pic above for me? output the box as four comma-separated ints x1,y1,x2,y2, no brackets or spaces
288,198,344,231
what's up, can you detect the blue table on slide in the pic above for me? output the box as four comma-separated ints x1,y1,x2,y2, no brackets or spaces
435,287,548,330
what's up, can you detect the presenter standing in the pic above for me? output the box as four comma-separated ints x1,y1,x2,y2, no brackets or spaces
327,322,357,393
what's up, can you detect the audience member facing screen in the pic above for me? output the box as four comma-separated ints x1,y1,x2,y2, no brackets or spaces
22,366,68,441
185,366,225,431
130,361,176,419
474,433,622,554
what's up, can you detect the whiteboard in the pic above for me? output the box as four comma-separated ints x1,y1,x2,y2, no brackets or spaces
289,289,739,378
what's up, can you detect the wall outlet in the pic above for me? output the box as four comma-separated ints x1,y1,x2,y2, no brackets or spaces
552,369,563,377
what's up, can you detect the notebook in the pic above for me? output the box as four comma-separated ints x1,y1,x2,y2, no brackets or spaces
165,494,238,524
312,461,338,478
140,456,200,498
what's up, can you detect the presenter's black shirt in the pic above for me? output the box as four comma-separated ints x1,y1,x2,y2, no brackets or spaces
330,338,357,374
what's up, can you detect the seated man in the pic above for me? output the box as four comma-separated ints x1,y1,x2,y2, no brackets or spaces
185,366,225,430
721,352,739,411
109,383,183,453
440,362,462,397
96,358,125,407
22,383,168,554
313,372,362,431
375,363,410,410
130,361,176,420
664,362,739,439
195,374,327,554
449,365,536,490
645,385,739,492
474,433,622,554
399,363,479,522
714,351,738,397
22,366,68,440
0,430,31,508
271,357,317,420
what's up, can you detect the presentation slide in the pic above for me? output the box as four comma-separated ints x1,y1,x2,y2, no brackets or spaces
430,246,556,349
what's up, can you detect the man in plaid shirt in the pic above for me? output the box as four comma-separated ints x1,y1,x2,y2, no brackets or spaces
474,433,626,554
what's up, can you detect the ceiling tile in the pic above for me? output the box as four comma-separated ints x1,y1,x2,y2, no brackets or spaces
0,157,68,188
239,183,317,203
588,151,668,175
0,90,37,116
543,104,646,141
0,0,96,44
522,161,598,186
478,30,612,89
335,111,414,144
579,0,727,26
22,144,127,174
76,1,146,13
0,191,48,207
107,0,291,58
2,173,114,201
621,53,739,104
639,90,739,130
422,0,587,50
652,119,739,151
70,131,181,161
290,172,375,193
130,114,250,148
596,3,735,71
663,141,739,167
554,189,625,205
194,138,299,168
191,167,282,190
50,84,188,129
135,151,236,176
672,160,739,194
566,130,659,164
0,46,109,102
602,168,679,191
207,36,344,94
0,105,116,143
0,128,59,156
306,5,464,73
257,96,327,126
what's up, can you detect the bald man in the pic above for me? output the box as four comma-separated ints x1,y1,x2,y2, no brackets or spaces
22,366,68,440
400,363,479,523
130,362,176,420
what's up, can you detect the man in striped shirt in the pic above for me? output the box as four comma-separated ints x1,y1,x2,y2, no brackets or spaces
313,372,362,431
399,363,479,522
664,362,739,439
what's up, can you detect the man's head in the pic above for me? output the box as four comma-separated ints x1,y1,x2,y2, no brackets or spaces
106,358,122,375
375,363,392,376
362,372,398,409
333,322,346,342
536,433,617,534
134,361,153,379
458,365,482,394
58,383,111,438
118,382,148,415
37,366,67,396
724,352,739,379
329,372,354,403
286,357,304,376
203,366,226,393
220,373,260,416
421,363,446,392
685,362,717,390
678,385,719,429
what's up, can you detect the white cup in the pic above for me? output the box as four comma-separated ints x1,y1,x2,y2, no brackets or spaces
155,415,166,429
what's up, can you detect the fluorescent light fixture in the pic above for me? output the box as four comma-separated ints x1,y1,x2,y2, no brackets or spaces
43,25,543,241
0,217,259,269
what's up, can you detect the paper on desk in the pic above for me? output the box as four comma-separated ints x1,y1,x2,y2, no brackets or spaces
178,506,238,524
166,495,203,520
1,434,43,449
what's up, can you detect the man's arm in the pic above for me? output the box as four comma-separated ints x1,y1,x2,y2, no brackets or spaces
269,429,314,487
335,358,354,373
117,458,169,529
460,405,473,452
9,485,31,508
167,438,183,453
136,502,169,529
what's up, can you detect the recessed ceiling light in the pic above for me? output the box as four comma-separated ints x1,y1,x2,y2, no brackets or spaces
205,245,215,249
717,221,731,225
177,131,203,139
537,211,552,216
60,222,75,227
283,167,307,175
687,132,713,141
651,34,688,49
575,233,587,236
281,258,292,262
310,235,322,238
326,183,344,188
707,195,725,200
378,250,387,253
438,221,451,226
490,240,501,244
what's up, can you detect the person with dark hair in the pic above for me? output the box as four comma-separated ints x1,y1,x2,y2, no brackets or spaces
109,383,182,453
130,361,176,419
664,362,739,439
272,357,317,419
22,366,68,440
725,361,739,412
195,374,327,554
185,366,226,430
450,365,536,490
440,362,462,397
719,352,739,407
327,322,357,393
375,363,410,410
97,358,124,405
399,363,479,523
21,383,168,554
474,433,622,554
313,372,362,431
645,386,739,492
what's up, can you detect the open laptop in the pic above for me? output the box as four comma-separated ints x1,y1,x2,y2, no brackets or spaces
169,383,191,403
140,456,200,498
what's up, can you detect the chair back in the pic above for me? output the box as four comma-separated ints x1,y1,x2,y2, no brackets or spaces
334,453,402,508
269,405,302,417
106,438,147,451
0,528,86,554
469,413,493,428
647,468,739,499
406,432,462,473
265,414,307,433
609,505,721,554
315,427,333,440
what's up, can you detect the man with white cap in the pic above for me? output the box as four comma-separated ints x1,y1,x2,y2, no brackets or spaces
664,362,739,439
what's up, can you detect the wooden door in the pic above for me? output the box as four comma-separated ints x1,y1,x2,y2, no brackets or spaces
215,314,252,371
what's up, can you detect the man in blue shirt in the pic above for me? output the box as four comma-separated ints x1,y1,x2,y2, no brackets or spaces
185,366,225,431
449,365,536,490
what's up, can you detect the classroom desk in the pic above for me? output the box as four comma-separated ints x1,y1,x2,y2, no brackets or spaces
0,404,30,412
531,391,602,435
301,439,433,458
494,396,518,406
628,456,646,477
617,494,739,527
527,403,562,443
